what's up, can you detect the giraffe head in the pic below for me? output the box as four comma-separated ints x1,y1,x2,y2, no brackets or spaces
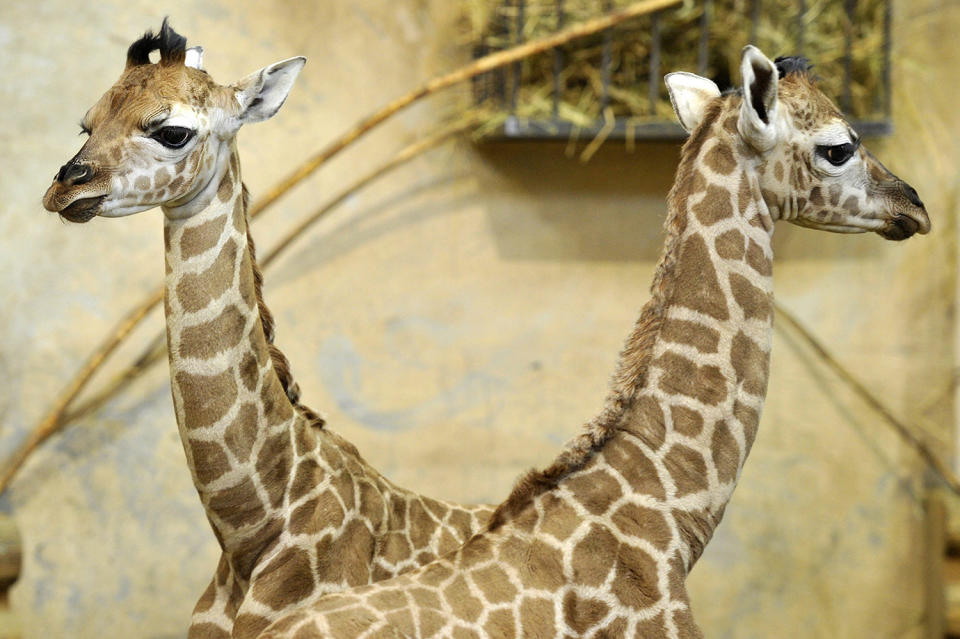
42,19,304,223
665,46,929,241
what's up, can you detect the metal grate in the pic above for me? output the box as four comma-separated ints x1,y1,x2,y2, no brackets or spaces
472,0,893,142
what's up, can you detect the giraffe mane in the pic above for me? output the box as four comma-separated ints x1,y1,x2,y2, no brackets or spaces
488,100,727,530
240,184,326,429
774,55,813,79
127,17,187,67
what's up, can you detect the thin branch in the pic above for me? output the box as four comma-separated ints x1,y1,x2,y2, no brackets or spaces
61,334,167,425
774,301,960,494
0,294,161,493
0,0,678,497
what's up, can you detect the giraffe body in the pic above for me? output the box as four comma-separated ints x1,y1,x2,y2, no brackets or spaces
256,47,929,639
42,21,492,639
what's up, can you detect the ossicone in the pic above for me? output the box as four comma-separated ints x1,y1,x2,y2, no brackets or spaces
126,17,187,68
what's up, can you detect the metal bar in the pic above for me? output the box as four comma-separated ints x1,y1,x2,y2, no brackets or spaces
511,0,525,114
492,117,892,142
698,0,711,75
601,0,613,112
472,44,488,105
494,7,508,107
882,0,892,117
649,10,661,114
797,0,806,53
842,0,855,112
750,0,760,45
553,0,565,120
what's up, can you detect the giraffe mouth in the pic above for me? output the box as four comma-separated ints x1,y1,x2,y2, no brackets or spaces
58,196,106,223
879,213,926,241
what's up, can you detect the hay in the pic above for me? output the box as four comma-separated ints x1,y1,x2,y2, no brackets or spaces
466,0,888,132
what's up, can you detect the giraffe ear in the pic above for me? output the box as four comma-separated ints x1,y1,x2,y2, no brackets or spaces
738,45,779,151
665,72,720,133
232,56,306,125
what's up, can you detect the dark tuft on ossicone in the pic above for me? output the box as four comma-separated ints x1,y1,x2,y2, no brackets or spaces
126,17,187,67
774,55,813,79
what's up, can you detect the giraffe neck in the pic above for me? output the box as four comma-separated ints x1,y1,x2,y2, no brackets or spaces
613,103,775,569
491,100,775,586
162,142,298,568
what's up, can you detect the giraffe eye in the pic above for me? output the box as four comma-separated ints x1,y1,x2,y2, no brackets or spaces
816,142,857,166
152,126,194,149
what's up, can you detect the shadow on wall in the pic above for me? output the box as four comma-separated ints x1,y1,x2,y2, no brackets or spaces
475,140,894,263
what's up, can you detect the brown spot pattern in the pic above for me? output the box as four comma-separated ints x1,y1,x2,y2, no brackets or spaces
180,214,227,260
731,331,769,396
176,239,238,313
444,575,482,623
217,171,234,203
624,394,667,449
663,444,709,496
256,430,292,509
571,524,618,587
729,273,771,321
660,319,720,354
472,565,517,604
175,369,237,430
519,597,555,637
261,375,294,426
611,503,671,551
251,547,315,610
711,420,740,483
178,305,247,360
602,437,666,500
610,543,660,609
566,469,622,516
208,477,265,529
539,494,581,541
563,590,609,635
734,400,760,448
715,228,746,260
691,184,734,226
773,161,784,182
189,438,230,485
745,239,772,276
671,235,729,320
155,167,171,188
671,404,704,437
224,402,258,463
704,141,737,175
656,352,727,406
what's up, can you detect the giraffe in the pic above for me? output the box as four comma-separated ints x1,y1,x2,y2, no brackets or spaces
40,20,492,639
255,46,930,639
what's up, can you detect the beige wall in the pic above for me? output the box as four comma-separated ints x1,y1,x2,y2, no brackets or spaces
1,1,957,637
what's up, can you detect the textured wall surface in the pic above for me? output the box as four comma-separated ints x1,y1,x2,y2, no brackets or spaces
0,1,957,637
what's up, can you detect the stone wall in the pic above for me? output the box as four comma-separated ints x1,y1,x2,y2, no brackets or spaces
0,1,956,637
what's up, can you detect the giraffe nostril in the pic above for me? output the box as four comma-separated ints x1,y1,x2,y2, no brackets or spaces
57,161,94,186
900,182,924,209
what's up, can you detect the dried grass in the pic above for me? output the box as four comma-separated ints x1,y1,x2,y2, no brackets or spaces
465,0,887,129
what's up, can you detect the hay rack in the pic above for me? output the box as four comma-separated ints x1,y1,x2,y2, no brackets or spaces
470,0,893,142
